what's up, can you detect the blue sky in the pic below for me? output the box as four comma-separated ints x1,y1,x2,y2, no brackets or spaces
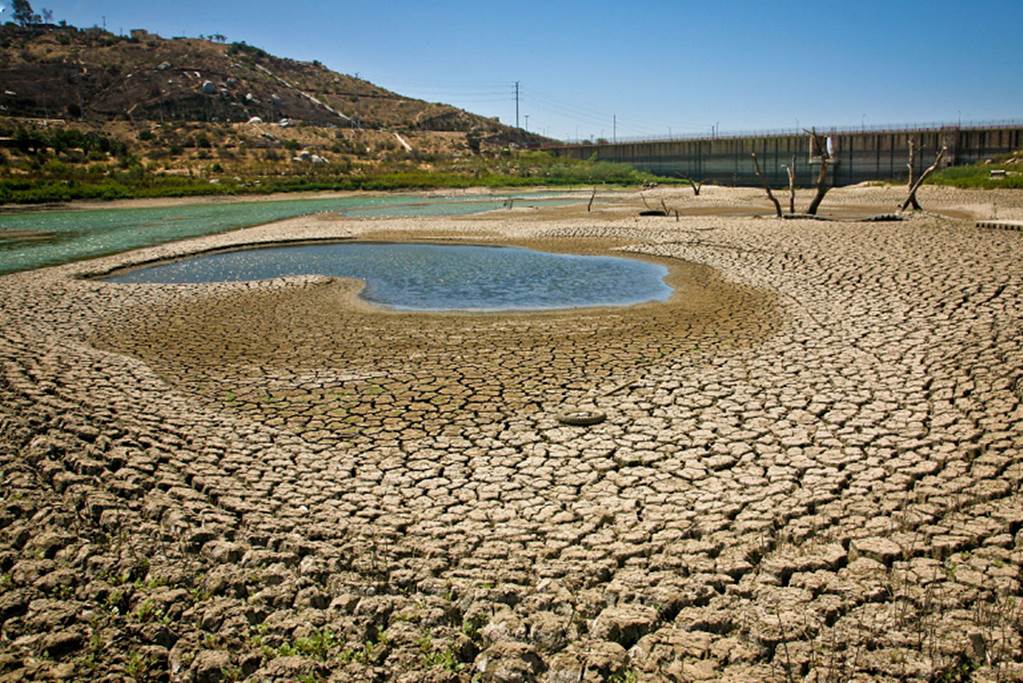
16,0,1023,141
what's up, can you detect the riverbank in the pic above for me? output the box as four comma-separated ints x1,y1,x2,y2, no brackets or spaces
1,186,1021,681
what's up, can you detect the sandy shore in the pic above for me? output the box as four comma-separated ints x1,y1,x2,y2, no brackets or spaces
1,186,1021,682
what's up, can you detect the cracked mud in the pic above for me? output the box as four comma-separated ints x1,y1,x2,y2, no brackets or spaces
1,185,1022,682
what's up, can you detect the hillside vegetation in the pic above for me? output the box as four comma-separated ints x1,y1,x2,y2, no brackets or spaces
929,150,1023,189
0,121,660,204
0,23,668,204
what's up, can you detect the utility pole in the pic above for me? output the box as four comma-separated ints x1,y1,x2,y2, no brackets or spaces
524,114,529,132
101,16,106,30
514,81,520,129
613,115,616,143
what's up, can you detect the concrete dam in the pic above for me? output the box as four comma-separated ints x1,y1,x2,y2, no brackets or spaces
544,121,1023,187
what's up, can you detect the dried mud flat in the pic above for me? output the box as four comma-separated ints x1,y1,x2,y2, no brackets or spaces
1,186,1022,682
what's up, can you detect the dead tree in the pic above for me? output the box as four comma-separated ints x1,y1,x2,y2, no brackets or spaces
751,152,782,217
684,178,704,196
905,140,921,210
587,187,596,212
786,154,797,214
900,145,947,213
806,128,831,216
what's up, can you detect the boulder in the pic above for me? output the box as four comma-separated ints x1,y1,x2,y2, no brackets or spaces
200,80,217,95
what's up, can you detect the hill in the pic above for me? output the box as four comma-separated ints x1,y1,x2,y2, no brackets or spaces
0,24,536,143
0,24,662,204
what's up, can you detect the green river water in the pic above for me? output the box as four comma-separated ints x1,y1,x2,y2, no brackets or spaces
0,192,577,275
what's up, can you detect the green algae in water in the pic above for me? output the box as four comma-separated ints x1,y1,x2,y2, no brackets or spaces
0,192,576,275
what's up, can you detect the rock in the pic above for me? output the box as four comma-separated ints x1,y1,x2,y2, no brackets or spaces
474,641,546,682
41,627,84,658
191,649,231,683
278,118,291,127
590,604,658,648
201,540,244,564
32,568,76,594
849,537,902,565
292,586,328,609
0,589,31,624
200,80,217,95
328,593,359,614
137,645,170,673
528,611,569,652
11,559,55,585
262,655,325,678
225,77,238,86
148,588,190,619
247,116,263,124
156,62,171,70
545,640,627,682
24,531,71,559
199,598,237,632
480,608,527,647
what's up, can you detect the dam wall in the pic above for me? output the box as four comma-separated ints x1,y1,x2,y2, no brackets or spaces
544,122,1023,186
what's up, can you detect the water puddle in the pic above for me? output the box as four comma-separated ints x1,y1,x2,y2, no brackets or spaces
104,242,672,311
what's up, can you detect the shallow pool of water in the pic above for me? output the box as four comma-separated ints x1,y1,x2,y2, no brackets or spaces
104,242,673,311
0,192,577,275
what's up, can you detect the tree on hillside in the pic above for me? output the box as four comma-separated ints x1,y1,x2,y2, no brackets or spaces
12,0,41,25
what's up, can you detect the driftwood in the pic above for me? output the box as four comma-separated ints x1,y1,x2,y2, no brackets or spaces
900,145,947,212
906,140,921,210
806,128,831,216
587,187,596,212
751,152,782,217
684,178,704,196
786,154,797,214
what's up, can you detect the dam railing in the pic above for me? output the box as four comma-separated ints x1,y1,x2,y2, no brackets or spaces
543,119,1023,186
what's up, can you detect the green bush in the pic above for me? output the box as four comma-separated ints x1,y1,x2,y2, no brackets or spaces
928,162,1023,189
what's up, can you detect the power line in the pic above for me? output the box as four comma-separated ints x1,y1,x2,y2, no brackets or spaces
515,81,519,129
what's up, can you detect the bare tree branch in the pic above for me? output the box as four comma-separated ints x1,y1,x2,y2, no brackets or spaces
806,128,831,216
684,178,703,196
906,140,921,211
587,187,596,212
751,152,782,217
900,145,947,213
786,154,796,215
